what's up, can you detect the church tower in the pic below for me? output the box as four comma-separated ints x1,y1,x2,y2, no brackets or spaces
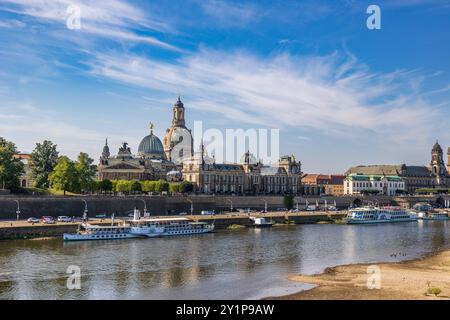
447,146,450,174
163,96,194,164
430,140,448,187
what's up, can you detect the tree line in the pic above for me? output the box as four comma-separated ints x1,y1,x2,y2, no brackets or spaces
0,137,193,195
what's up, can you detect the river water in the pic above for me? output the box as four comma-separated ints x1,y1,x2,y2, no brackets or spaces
0,220,449,299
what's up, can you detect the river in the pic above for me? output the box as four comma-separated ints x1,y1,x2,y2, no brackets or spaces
0,220,449,299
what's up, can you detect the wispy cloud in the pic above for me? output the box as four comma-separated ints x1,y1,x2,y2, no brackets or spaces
200,0,259,27
0,0,179,51
86,49,440,146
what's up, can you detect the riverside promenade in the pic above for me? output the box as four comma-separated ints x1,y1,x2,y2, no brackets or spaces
0,211,347,240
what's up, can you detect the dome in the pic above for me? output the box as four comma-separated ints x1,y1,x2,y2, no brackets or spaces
138,131,166,159
432,140,442,153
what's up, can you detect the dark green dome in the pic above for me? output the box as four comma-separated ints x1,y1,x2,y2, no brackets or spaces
138,131,165,158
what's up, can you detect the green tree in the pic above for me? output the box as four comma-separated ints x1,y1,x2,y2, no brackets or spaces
0,137,24,190
30,140,59,188
99,179,113,193
179,180,194,193
283,195,294,210
75,152,95,192
155,179,169,193
130,180,142,193
49,156,79,195
169,183,180,193
142,180,156,192
115,180,131,194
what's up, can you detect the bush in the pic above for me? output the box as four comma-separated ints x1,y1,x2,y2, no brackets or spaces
179,180,194,193
427,287,442,296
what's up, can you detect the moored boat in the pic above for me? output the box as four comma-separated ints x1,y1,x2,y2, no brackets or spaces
345,206,418,224
249,217,275,228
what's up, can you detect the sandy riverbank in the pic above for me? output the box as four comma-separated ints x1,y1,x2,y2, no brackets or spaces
270,249,450,300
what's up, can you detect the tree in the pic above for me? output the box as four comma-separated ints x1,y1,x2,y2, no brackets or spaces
30,140,59,188
179,180,194,193
283,195,294,210
75,152,95,192
142,180,156,192
49,156,79,195
0,137,24,190
169,183,180,193
115,180,130,193
99,179,113,193
130,180,142,193
155,179,169,193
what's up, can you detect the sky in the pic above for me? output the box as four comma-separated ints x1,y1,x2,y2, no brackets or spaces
0,0,449,173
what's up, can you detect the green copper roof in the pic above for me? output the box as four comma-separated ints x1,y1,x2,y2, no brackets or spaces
138,132,164,156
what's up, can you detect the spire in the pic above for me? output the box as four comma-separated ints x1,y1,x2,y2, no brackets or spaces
105,137,108,146
149,122,154,134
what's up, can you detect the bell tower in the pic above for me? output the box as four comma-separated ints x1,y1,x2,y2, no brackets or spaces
430,140,448,187
447,146,450,174
172,96,185,127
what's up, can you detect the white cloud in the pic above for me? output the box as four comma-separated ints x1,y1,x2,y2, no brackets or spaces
86,49,440,147
201,0,259,27
0,0,178,50
0,19,26,29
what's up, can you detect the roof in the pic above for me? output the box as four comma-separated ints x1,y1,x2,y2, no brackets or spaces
260,166,286,176
138,131,165,158
213,164,243,171
345,164,431,177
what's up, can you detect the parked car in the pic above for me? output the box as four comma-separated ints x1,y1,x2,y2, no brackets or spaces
27,217,40,223
40,216,55,224
179,212,188,216
57,216,72,222
201,210,215,215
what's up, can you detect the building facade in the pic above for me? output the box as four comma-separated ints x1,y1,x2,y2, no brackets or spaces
344,141,450,194
344,174,406,196
302,174,345,196
163,97,194,164
14,153,35,188
98,97,193,182
182,146,302,195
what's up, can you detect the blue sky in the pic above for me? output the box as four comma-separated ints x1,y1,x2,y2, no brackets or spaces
0,0,449,173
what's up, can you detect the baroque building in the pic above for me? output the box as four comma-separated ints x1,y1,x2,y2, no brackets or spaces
182,144,302,195
98,129,177,181
163,97,194,164
344,141,450,194
430,140,449,187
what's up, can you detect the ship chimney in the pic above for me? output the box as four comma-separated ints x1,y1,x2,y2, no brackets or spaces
133,207,140,221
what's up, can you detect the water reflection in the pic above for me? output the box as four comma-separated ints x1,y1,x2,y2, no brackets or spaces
0,221,449,299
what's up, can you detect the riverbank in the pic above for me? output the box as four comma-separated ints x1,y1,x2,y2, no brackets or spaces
272,249,450,300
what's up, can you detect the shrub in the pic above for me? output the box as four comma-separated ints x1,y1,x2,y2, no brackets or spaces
427,287,442,296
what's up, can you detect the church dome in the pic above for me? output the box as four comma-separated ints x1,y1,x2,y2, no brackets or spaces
138,130,166,159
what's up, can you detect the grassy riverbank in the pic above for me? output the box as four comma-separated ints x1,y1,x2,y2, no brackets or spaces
271,249,450,300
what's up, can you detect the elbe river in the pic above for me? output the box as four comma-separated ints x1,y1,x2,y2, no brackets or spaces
0,221,449,299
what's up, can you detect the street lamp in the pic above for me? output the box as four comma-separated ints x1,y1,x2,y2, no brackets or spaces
187,198,194,215
227,199,233,212
14,200,20,221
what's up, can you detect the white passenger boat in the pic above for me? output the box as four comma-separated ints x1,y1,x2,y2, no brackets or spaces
63,209,214,241
63,223,142,241
345,206,418,224
129,217,214,237
421,212,450,221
